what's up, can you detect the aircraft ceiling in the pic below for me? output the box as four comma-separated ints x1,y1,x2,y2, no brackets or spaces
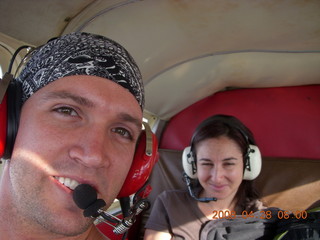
1,0,320,120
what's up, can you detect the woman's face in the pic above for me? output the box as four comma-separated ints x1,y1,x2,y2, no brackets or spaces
196,136,244,202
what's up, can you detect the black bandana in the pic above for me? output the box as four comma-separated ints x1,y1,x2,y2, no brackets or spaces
17,32,144,109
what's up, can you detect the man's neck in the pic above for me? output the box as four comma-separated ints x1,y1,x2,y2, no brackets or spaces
0,221,104,240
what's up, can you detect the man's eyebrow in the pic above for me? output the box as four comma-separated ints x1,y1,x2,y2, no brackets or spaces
118,113,142,131
44,91,94,107
44,91,142,130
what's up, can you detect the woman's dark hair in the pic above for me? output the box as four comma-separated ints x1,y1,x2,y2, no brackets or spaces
191,114,260,211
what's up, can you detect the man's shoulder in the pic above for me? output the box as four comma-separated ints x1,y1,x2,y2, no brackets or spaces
87,225,110,240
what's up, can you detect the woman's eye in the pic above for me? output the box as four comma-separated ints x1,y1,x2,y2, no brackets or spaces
112,127,133,140
224,162,235,166
54,107,78,116
201,163,213,166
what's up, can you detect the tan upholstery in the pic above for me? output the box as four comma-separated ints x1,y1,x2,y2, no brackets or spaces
145,149,186,207
139,149,185,238
255,157,320,212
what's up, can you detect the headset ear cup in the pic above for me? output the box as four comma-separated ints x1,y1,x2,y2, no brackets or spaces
243,144,262,180
117,124,158,198
182,146,197,179
0,94,8,158
0,81,22,159
3,82,22,159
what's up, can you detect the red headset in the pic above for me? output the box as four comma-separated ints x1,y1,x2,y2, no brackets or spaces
0,71,158,198
117,122,158,198
0,94,7,157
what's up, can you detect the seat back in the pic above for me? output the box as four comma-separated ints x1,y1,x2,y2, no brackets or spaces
160,85,320,159
255,157,320,212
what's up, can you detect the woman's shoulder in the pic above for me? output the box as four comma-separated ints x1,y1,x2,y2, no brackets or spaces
254,199,267,210
243,199,268,212
158,189,190,201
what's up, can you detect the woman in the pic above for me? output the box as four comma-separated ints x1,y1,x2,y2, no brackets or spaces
144,114,265,240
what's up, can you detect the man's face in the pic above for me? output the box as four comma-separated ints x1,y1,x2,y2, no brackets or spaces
9,75,142,236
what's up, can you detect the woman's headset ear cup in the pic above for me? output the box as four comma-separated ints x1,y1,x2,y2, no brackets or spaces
117,124,158,198
182,146,197,179
243,144,262,180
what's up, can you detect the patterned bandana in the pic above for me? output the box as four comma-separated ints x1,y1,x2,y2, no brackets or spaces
17,32,144,109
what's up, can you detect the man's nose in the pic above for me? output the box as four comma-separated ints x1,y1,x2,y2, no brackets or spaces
69,125,109,168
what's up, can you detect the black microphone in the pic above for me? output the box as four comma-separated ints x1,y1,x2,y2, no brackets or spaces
73,183,98,209
73,184,107,218
73,184,119,224
183,173,217,202
73,184,150,235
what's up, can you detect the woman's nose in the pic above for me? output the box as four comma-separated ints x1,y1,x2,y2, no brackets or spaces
69,125,109,168
211,165,224,182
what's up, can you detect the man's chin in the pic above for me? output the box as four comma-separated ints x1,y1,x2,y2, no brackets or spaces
37,209,93,237
50,219,93,238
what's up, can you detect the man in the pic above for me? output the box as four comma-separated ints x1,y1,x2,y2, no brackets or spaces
0,32,145,239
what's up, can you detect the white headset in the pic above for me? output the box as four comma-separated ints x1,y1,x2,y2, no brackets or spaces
182,118,262,181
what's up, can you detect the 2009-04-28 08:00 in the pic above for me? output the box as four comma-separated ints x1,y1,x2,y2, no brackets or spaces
212,210,308,220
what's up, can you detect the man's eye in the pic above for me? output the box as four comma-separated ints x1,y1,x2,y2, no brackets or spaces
54,107,78,116
112,127,133,140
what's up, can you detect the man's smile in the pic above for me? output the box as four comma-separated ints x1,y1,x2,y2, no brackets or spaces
54,176,80,191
